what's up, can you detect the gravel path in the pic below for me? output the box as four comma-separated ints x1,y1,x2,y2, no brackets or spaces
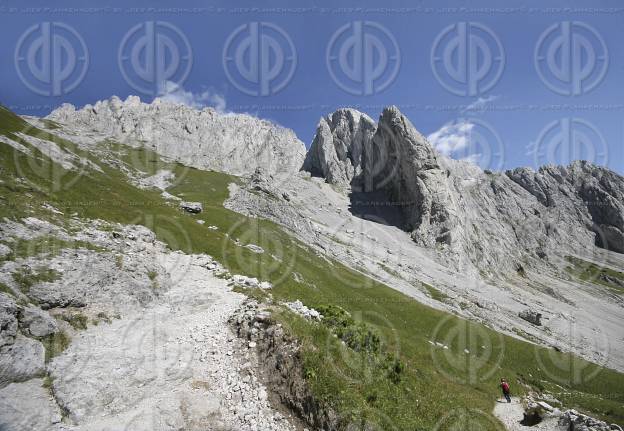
48,252,297,431
493,397,561,431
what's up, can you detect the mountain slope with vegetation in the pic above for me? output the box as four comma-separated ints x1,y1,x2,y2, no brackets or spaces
0,104,623,429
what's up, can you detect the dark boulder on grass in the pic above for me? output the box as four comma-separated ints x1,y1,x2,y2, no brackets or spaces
180,201,203,214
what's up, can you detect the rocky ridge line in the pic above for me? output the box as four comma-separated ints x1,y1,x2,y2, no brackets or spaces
46,95,307,178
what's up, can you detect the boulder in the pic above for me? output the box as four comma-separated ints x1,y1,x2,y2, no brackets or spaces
19,307,58,337
0,336,45,388
180,201,203,214
519,309,542,326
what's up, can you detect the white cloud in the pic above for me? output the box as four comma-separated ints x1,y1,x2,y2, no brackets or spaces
427,120,475,156
156,81,226,112
459,153,482,164
461,95,498,114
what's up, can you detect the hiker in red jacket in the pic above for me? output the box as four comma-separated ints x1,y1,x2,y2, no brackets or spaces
500,378,511,403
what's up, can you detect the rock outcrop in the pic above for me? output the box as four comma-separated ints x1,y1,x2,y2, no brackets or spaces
366,106,458,247
302,106,624,274
558,409,620,431
230,300,341,430
47,96,307,178
0,293,18,347
519,309,542,326
0,336,45,388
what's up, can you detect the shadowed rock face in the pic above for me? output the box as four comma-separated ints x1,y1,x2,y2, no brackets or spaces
303,106,624,272
302,108,376,189
365,106,458,247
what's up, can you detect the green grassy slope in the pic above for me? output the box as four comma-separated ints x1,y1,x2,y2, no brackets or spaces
566,255,624,296
1,106,623,429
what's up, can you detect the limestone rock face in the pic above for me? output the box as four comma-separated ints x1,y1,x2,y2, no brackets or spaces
302,109,376,189
0,379,64,430
303,106,624,273
47,96,307,178
506,161,624,254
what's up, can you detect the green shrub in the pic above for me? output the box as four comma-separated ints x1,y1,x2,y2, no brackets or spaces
383,354,405,384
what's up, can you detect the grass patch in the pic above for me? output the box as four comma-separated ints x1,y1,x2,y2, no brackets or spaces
0,281,15,297
12,266,60,295
41,331,71,362
1,235,106,261
60,312,88,330
95,311,112,325
378,263,403,279
42,375,54,389
421,282,450,302
231,285,272,303
566,256,624,295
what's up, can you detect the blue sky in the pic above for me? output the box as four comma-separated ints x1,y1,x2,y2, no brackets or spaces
1,0,623,173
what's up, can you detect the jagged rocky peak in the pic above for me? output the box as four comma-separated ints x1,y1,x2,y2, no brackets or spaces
303,105,459,246
48,95,307,177
302,108,376,189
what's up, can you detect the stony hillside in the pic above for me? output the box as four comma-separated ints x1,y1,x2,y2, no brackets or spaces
1,101,623,430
